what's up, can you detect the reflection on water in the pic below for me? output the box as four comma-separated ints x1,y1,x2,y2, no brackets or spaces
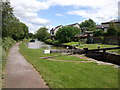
27,40,64,49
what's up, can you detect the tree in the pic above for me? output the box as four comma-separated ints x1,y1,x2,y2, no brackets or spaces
2,1,14,37
107,22,117,36
116,24,120,36
56,26,80,43
20,22,29,39
36,27,50,41
2,1,29,41
80,19,96,32
93,29,104,37
28,33,34,39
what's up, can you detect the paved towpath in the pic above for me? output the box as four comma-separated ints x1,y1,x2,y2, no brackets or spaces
3,43,49,88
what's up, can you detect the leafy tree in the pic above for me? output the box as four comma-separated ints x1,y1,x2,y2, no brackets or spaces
2,1,29,41
93,29,104,37
2,1,14,37
20,22,29,39
36,27,50,41
80,19,96,32
116,25,120,36
56,26,80,43
107,22,117,36
28,33,34,39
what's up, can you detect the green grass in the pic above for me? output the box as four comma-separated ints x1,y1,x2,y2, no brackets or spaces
19,40,119,88
64,42,120,54
52,55,87,61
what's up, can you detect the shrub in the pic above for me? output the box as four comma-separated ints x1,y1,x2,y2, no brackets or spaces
52,40,61,45
56,26,80,43
2,37,16,69
93,29,104,37
45,39,53,45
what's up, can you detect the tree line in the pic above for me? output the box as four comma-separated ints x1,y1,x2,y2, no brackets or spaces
2,1,29,41
35,18,120,43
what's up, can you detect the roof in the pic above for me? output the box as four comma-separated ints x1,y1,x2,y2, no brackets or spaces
66,23,79,27
102,19,120,24
54,25,63,29
50,25,63,31
74,33,88,38
96,24,109,29
50,22,80,32
84,31,93,34
50,28,54,31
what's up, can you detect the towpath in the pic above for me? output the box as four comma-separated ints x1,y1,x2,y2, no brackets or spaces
3,43,49,88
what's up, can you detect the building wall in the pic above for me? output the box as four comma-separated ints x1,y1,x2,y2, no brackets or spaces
73,24,80,28
54,26,63,35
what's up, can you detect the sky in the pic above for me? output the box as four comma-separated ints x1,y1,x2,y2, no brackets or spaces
9,0,120,33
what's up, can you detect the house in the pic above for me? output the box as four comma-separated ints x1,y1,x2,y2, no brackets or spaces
101,19,120,26
50,25,63,40
66,23,80,28
50,23,80,40
74,31,93,43
96,24,109,32
96,19,120,32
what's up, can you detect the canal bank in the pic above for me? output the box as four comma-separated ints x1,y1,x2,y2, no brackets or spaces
27,40,120,66
18,40,119,88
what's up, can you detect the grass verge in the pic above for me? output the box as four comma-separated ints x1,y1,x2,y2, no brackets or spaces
52,55,88,61
19,40,119,88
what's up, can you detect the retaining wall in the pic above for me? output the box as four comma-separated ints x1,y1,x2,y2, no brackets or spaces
86,51,120,65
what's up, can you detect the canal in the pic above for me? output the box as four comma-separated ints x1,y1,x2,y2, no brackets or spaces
27,40,64,49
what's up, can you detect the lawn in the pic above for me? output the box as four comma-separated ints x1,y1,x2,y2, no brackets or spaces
64,42,120,54
52,55,88,61
19,40,119,88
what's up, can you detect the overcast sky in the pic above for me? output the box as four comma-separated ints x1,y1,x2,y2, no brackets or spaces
10,0,119,33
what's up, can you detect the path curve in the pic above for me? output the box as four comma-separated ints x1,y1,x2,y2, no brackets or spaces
3,42,49,88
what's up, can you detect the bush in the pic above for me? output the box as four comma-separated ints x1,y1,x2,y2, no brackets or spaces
45,39,61,46
2,37,16,69
107,23,117,36
45,39,53,45
56,26,80,43
52,40,61,45
93,29,104,37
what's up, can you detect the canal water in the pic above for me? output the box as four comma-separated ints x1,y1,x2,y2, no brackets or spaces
27,40,64,49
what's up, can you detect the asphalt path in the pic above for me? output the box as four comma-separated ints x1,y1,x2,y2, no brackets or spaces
3,42,49,88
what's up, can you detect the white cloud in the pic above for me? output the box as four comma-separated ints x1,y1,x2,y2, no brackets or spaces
10,0,50,33
56,13,63,16
47,0,119,24
66,0,119,24
31,18,50,25
10,0,119,33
